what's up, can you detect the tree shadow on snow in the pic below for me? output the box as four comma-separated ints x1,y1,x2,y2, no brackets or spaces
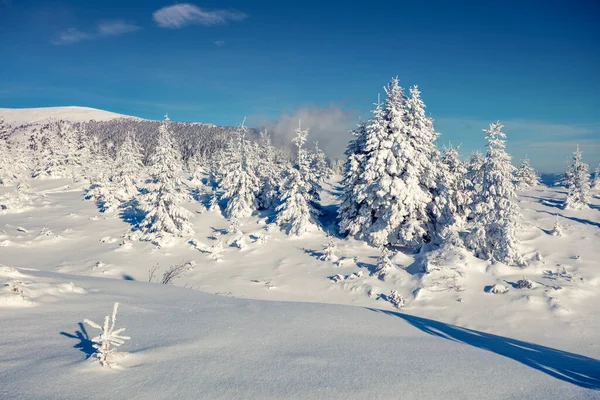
60,322,96,359
536,210,600,228
368,309,600,390
120,199,146,227
521,195,564,210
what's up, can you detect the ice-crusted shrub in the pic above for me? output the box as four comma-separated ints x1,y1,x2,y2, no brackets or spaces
319,237,339,262
550,217,564,237
488,284,509,294
372,247,395,281
84,303,130,367
517,279,535,289
389,290,405,308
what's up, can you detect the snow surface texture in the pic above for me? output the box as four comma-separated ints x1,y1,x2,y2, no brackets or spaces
0,178,599,398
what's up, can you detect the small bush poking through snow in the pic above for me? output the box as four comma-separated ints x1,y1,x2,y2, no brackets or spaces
84,302,130,368
372,247,395,281
319,237,339,262
517,279,535,289
488,284,509,294
389,290,405,308
550,218,564,237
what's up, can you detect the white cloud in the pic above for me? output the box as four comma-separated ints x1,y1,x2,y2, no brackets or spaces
153,4,247,29
52,20,140,45
214,40,225,46
97,20,141,37
258,106,356,159
52,28,91,45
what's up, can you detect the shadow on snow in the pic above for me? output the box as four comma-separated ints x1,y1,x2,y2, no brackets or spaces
368,309,600,390
60,322,96,359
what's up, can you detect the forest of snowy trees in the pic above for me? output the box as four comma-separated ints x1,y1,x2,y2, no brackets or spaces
1,78,599,262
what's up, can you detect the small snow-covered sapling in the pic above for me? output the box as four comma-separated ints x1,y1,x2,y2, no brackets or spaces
319,236,339,262
389,290,405,308
372,247,395,281
84,302,130,367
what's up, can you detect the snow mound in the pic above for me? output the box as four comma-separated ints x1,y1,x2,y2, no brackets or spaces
0,267,86,307
0,106,138,125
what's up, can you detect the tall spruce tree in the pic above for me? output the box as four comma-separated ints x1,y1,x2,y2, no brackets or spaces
563,146,591,209
465,122,523,265
138,115,193,244
275,120,321,235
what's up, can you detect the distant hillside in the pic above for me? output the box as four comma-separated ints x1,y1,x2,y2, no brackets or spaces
0,106,139,125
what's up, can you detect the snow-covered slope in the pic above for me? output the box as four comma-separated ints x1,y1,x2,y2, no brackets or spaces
0,106,137,125
0,267,597,399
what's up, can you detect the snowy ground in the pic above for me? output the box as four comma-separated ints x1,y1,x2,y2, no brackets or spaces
1,178,599,398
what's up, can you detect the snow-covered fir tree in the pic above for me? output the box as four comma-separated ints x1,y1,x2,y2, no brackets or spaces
319,236,339,262
344,79,437,247
138,115,193,243
111,133,143,203
337,121,368,235
275,120,321,236
255,130,281,210
593,163,600,190
429,145,471,244
311,141,332,183
467,151,485,189
550,216,564,236
218,120,261,219
465,122,524,266
515,157,539,189
563,146,591,210
0,135,17,186
372,247,395,281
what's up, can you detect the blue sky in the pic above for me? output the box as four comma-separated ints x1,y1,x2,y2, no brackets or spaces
0,0,598,172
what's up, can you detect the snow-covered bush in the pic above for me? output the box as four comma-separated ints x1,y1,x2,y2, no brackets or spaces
319,237,339,262
84,302,130,367
372,247,395,281
488,284,509,294
550,217,564,236
388,290,405,308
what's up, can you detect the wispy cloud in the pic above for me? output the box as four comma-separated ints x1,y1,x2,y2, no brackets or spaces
52,28,91,45
52,20,141,45
214,40,225,46
97,20,141,37
153,4,247,29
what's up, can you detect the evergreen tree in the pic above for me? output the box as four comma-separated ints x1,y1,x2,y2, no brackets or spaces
256,130,280,210
348,79,437,247
275,120,321,236
467,151,485,189
465,122,523,266
429,145,471,244
515,157,539,189
138,115,193,243
112,133,143,202
563,146,591,210
311,141,332,183
592,163,600,190
219,120,261,218
337,121,368,234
